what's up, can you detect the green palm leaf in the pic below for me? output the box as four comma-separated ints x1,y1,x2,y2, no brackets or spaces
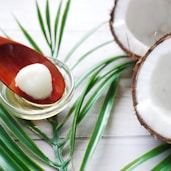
64,21,107,62
45,0,52,47
0,146,24,171
0,28,11,39
71,40,114,70
77,60,135,124
0,105,59,169
36,0,51,49
75,55,128,87
56,0,71,57
152,154,171,170
80,74,120,170
54,0,62,54
0,125,44,171
14,17,43,54
68,60,135,162
121,143,171,171
21,120,52,145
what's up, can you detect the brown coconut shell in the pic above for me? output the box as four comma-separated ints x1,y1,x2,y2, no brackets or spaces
109,0,141,60
132,33,171,144
110,0,171,143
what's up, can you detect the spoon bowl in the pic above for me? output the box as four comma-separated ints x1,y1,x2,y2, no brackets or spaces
0,36,65,104
0,57,74,120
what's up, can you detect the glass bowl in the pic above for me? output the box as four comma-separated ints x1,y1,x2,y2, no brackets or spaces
0,57,74,120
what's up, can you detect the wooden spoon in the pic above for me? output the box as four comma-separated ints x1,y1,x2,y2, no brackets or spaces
0,36,65,104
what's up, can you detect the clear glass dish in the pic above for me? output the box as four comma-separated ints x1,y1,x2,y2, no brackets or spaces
0,57,74,120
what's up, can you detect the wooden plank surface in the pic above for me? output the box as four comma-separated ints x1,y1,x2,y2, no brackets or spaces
0,0,165,170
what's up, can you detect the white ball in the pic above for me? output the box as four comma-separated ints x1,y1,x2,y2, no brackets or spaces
15,63,53,99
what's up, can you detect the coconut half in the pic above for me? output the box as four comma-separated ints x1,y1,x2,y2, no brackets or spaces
132,33,171,143
110,0,171,58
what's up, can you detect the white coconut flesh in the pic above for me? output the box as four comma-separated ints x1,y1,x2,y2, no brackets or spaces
15,63,53,100
133,36,171,141
111,0,171,57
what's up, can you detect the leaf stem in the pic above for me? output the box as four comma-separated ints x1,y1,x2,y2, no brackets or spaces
49,115,68,171
21,120,52,145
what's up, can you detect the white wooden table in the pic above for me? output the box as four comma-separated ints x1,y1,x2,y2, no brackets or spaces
0,0,165,170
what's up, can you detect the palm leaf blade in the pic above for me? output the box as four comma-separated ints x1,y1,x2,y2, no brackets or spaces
14,17,43,54
53,0,62,56
22,120,52,145
68,67,102,158
36,0,51,49
45,0,52,39
121,144,171,171
64,21,107,62
68,59,134,162
0,146,23,171
151,154,171,171
56,0,71,56
0,125,44,171
78,60,135,123
75,55,128,87
0,29,11,39
45,0,53,52
80,75,120,170
71,40,114,70
57,56,124,130
0,105,57,167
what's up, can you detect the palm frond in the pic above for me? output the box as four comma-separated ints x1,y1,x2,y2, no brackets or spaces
0,105,60,169
57,56,133,144
14,16,43,54
0,28,11,39
75,55,128,87
80,74,120,170
45,0,53,48
54,0,62,54
71,40,114,70
0,125,44,171
64,21,107,63
36,0,51,49
56,0,71,57
77,61,135,124
68,59,135,163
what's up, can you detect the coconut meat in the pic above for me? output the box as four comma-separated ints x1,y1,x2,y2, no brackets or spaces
135,38,171,139
15,63,53,100
112,0,171,57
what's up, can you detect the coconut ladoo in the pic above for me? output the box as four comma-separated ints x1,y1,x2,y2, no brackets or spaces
110,0,171,59
15,63,53,100
132,33,171,143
